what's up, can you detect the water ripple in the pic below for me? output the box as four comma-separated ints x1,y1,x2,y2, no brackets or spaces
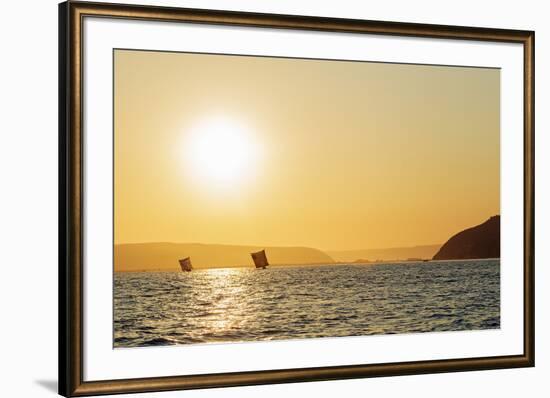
114,260,500,347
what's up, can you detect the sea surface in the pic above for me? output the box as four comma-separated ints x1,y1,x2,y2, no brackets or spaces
114,259,500,348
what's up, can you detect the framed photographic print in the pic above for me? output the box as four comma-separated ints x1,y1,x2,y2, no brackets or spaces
59,1,534,396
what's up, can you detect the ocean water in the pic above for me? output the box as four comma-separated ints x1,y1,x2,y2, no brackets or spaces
114,259,500,348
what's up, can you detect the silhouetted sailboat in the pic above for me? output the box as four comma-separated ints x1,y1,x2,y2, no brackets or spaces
251,249,269,269
178,257,193,272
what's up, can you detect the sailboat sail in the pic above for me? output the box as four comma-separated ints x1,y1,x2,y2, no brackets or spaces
178,257,193,272
251,249,269,269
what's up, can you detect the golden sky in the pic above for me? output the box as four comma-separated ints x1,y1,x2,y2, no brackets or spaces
114,49,500,251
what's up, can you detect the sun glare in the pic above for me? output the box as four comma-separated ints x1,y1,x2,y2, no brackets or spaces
184,117,259,188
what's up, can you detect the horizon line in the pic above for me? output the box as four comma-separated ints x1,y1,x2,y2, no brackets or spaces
113,241,443,252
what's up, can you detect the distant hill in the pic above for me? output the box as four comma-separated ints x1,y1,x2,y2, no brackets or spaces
433,216,500,260
114,242,335,271
327,244,441,263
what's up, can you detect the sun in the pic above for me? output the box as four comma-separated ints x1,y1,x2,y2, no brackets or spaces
184,116,260,188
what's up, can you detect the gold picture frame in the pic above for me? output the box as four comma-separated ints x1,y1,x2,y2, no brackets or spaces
59,1,534,396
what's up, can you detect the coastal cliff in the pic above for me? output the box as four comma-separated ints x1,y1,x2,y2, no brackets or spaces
433,216,500,260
